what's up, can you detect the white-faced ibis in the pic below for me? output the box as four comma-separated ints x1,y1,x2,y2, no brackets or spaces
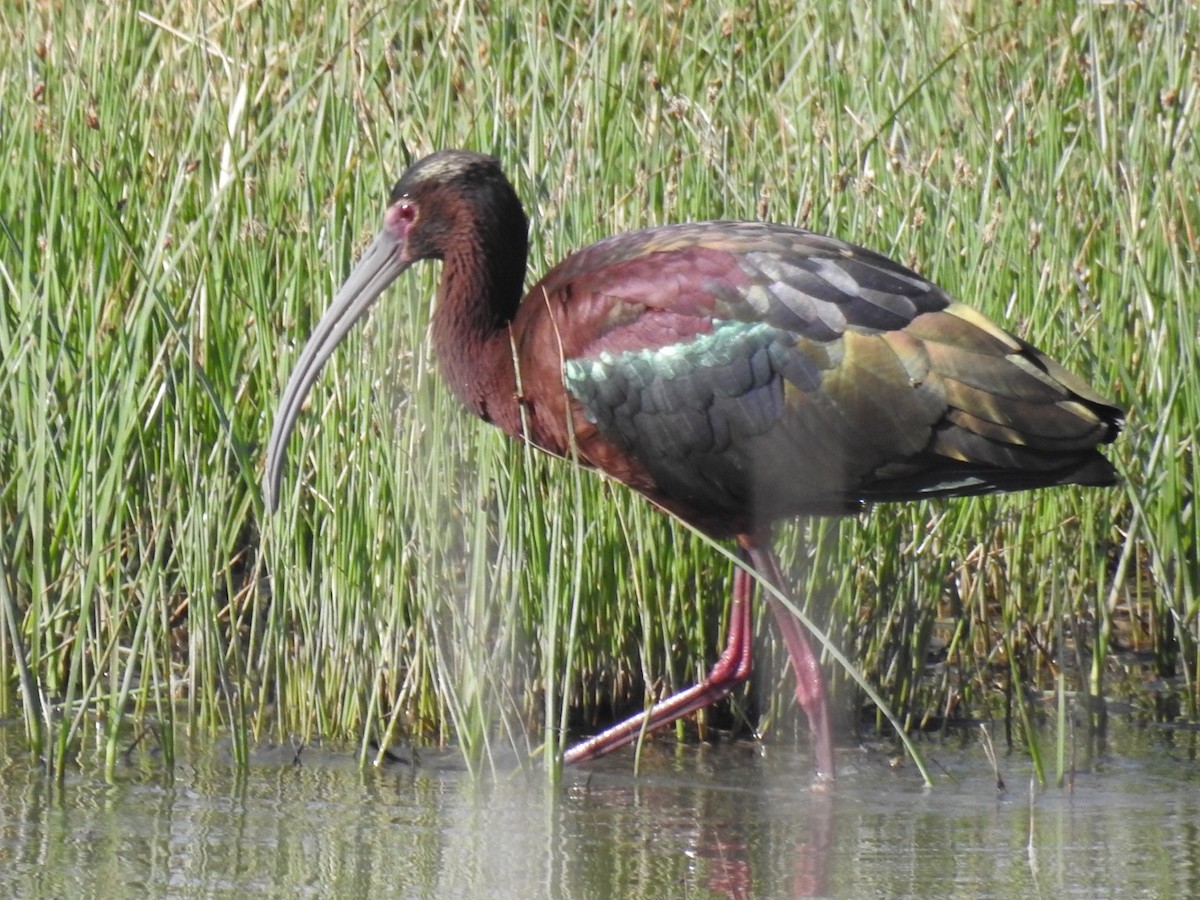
264,150,1123,782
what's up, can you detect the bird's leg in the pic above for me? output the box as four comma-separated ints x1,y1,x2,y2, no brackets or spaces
562,561,756,765
744,541,835,783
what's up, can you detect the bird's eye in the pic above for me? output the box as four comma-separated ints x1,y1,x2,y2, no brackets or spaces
395,199,416,223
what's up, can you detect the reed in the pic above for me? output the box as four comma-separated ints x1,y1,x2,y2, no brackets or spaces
1,1,1191,780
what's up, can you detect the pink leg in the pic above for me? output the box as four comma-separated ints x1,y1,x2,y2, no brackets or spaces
562,561,755,765
744,541,835,783
563,536,835,783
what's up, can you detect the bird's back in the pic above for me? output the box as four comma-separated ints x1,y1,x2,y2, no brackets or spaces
511,222,1122,537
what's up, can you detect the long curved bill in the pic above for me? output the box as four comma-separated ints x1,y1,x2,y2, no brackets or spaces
263,226,411,512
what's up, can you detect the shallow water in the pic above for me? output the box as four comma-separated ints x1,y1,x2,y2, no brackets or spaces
1,725,1197,898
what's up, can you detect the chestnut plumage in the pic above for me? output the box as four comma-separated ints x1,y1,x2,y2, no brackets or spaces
265,150,1123,782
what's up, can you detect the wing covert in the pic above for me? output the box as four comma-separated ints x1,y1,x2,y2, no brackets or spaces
522,220,1121,531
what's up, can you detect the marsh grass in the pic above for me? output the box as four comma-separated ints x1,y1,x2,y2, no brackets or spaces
1,1,1194,782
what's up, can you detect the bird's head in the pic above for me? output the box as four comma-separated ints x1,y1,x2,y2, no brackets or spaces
262,150,527,513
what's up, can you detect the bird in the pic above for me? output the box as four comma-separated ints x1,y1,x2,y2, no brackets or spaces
264,149,1124,783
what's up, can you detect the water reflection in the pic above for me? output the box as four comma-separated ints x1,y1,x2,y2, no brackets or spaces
1,726,1198,898
562,748,835,898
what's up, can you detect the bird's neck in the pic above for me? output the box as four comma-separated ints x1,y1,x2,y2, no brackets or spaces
429,241,526,438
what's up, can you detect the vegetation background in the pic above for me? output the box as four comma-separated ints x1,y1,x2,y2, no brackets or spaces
1,1,1194,779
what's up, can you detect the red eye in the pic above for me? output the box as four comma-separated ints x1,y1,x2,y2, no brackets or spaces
386,198,417,235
